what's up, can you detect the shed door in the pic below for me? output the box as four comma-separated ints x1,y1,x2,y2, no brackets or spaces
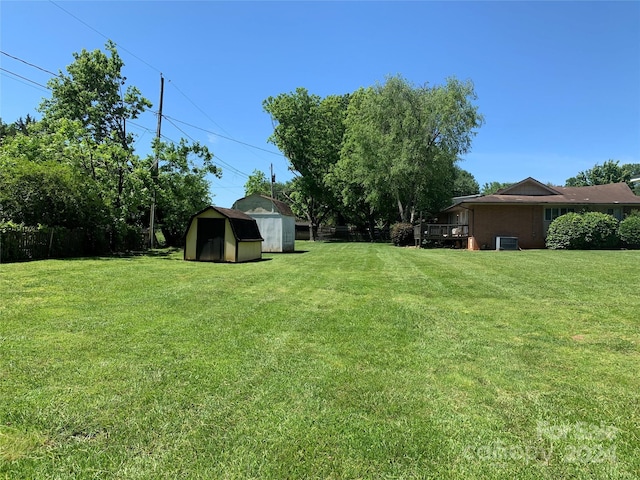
196,218,225,261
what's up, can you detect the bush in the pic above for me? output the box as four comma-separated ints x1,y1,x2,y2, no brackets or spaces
546,212,619,250
390,222,414,246
618,212,640,248
581,212,619,249
546,213,586,249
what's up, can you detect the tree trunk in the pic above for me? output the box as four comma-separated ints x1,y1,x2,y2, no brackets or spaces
308,212,316,241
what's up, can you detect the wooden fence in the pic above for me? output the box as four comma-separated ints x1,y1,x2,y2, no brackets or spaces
0,228,101,263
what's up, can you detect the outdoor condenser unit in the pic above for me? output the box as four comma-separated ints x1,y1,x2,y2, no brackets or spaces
496,236,519,250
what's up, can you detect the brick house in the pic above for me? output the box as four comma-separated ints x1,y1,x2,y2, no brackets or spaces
426,177,640,250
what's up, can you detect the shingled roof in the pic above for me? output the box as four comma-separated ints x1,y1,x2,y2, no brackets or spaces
232,194,295,217
447,177,640,209
186,206,263,241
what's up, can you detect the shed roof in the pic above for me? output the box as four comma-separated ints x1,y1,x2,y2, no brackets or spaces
233,194,295,217
186,206,263,241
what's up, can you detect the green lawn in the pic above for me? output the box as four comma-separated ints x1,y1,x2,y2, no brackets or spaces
1,242,638,479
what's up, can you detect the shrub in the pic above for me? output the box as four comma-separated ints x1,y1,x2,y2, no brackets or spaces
618,212,640,248
581,212,619,249
546,212,619,250
390,222,414,246
546,213,587,249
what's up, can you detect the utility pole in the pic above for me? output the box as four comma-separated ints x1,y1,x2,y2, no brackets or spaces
149,73,164,249
270,163,275,201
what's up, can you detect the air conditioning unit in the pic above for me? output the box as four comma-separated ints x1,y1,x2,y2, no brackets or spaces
496,236,518,250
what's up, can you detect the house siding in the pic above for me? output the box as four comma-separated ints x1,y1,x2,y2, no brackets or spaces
469,205,545,250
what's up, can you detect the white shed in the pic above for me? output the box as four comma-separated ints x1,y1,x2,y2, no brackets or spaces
232,194,295,253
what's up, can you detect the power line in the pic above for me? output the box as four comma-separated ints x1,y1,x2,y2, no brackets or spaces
162,114,283,157
45,1,283,170
48,0,162,75
1,51,60,78
0,68,50,90
167,80,229,135
163,116,250,178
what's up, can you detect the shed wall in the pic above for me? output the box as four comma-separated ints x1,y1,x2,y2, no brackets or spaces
237,241,263,262
184,208,262,262
254,215,283,252
184,209,229,260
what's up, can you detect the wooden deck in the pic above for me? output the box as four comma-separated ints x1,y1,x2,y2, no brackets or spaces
414,223,469,246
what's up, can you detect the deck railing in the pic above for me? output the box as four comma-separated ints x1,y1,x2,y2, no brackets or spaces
414,223,469,240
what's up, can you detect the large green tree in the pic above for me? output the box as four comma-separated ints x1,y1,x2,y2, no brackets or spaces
150,139,219,246
480,181,514,195
38,41,152,243
1,42,219,251
244,169,271,196
337,76,483,224
453,166,480,197
0,121,107,229
566,160,640,194
263,88,349,239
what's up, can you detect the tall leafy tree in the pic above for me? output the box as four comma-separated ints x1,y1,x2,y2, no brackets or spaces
566,160,640,194
0,122,107,228
480,181,514,195
338,76,483,223
263,88,349,239
38,41,152,241
453,166,480,197
244,169,271,196
40,40,150,148
150,139,220,246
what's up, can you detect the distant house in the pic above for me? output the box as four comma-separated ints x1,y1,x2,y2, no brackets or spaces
232,194,295,252
426,177,640,250
184,206,263,262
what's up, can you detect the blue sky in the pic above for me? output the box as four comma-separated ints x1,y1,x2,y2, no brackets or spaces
1,1,639,208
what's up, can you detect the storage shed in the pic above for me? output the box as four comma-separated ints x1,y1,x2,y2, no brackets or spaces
184,206,263,262
232,194,295,252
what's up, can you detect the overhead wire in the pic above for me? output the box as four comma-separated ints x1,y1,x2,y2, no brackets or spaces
11,3,288,186
48,0,162,75
46,1,284,169
1,51,60,78
0,49,281,165
0,68,50,91
162,115,250,178
162,115,283,157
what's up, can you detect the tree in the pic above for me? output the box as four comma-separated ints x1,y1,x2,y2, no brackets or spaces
481,181,513,195
453,166,480,197
38,41,152,243
337,76,483,224
0,115,37,141
244,169,271,196
150,139,220,246
40,41,150,148
263,88,349,240
565,160,640,194
0,158,106,229
0,120,108,228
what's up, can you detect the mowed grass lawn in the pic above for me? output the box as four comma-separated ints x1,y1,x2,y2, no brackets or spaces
0,242,638,479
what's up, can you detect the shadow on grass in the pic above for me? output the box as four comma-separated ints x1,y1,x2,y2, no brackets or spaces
49,247,183,262
266,250,309,254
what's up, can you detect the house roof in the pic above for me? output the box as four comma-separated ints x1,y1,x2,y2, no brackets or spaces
233,194,295,217
186,206,263,241
446,177,640,211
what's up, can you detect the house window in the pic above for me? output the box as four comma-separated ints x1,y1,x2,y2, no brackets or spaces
607,208,622,220
544,207,575,221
